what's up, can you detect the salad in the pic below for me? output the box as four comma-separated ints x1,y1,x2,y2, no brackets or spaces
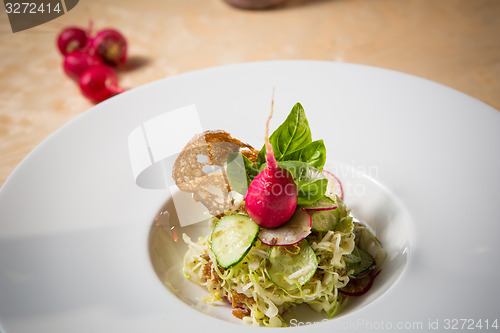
174,103,386,327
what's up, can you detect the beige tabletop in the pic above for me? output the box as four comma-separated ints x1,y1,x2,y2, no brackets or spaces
0,0,499,187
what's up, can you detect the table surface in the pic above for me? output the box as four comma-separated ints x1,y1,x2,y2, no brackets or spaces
1,0,499,187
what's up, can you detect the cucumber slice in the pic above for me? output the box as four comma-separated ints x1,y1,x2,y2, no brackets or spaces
299,196,338,211
210,214,259,269
343,246,362,265
345,246,374,277
309,195,340,232
267,239,318,290
310,208,339,232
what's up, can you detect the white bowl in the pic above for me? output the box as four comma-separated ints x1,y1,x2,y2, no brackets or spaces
1,60,499,333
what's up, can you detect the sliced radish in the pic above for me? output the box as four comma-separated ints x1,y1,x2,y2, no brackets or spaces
258,208,311,246
339,269,381,297
300,196,337,211
323,170,344,200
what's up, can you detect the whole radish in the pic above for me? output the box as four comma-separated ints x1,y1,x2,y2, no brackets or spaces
63,50,102,81
90,29,127,66
245,102,298,228
78,65,125,103
57,26,87,55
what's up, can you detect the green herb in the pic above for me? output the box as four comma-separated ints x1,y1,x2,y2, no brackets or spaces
282,139,326,171
278,161,327,205
256,103,317,166
226,152,259,196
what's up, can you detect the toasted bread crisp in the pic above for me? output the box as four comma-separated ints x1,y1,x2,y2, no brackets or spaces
172,130,258,216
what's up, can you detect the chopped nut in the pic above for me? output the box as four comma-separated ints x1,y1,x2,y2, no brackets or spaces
212,268,222,284
231,290,255,307
202,263,212,279
232,308,251,319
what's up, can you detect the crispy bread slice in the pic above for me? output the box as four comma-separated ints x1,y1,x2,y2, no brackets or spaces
172,130,258,216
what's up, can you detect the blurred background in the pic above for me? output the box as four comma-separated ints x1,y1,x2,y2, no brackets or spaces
0,0,499,186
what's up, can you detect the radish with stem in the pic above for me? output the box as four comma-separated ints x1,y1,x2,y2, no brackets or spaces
245,95,298,228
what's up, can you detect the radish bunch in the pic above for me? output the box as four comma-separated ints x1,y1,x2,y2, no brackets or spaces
56,24,127,103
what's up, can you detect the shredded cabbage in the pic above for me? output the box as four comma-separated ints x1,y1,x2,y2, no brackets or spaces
182,196,382,327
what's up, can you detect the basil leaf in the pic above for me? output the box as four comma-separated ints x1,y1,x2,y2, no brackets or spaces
271,102,312,158
226,152,259,195
256,102,312,166
282,139,326,171
279,161,327,205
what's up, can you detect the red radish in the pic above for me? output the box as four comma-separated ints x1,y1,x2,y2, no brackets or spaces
78,65,126,103
57,26,87,55
245,100,298,228
63,50,102,81
90,29,127,66
258,208,311,246
323,170,344,200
